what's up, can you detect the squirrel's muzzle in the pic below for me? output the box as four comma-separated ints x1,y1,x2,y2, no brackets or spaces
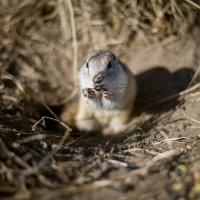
92,73,104,84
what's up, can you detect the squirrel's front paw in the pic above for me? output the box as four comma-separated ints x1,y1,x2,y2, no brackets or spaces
94,83,104,91
102,90,113,100
82,88,96,99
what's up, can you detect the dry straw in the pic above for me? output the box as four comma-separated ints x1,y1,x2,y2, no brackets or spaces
0,1,199,199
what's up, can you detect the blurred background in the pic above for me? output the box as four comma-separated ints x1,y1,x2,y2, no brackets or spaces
0,2,200,199
0,0,199,106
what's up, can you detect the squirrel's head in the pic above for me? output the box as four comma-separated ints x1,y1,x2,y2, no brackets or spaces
79,50,128,91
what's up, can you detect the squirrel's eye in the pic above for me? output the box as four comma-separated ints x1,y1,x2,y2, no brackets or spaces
86,63,89,68
107,61,112,69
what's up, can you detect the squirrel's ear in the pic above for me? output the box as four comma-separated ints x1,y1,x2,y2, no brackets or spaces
113,54,116,60
86,62,89,68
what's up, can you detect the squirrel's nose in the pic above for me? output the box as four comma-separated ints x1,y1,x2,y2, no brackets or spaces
92,73,104,84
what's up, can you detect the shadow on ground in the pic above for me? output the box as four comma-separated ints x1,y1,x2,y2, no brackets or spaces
66,66,194,147
135,66,194,113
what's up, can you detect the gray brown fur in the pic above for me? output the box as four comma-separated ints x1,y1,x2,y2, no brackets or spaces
62,50,137,136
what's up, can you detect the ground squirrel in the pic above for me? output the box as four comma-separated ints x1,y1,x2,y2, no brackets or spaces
61,50,137,136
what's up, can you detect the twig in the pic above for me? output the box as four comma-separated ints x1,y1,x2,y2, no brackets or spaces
37,130,69,169
58,0,70,41
1,74,25,93
0,127,32,136
153,137,190,145
31,149,180,200
23,118,71,177
184,112,200,125
156,129,173,150
189,91,200,97
146,149,180,167
16,134,59,144
184,0,200,10
37,174,55,188
56,0,78,105
188,125,200,129
188,64,200,87
64,0,78,82
107,159,128,167
124,148,159,156
32,116,71,132
0,138,30,169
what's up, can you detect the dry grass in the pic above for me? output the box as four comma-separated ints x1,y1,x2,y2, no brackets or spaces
0,0,199,105
0,1,200,199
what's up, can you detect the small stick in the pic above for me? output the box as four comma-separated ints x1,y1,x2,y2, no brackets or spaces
153,137,190,145
107,159,128,168
155,129,173,150
64,0,78,82
1,74,25,93
184,0,200,10
22,117,71,177
184,112,200,125
0,138,30,169
124,148,159,156
16,134,54,144
32,149,180,199
146,149,180,167
188,65,200,87
32,116,71,132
